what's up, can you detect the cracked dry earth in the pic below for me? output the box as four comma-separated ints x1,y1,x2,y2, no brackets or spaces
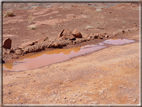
3,34,140,105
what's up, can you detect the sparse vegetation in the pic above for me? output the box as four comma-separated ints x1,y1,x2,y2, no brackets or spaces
27,25,37,30
4,11,15,17
28,13,34,24
85,25,93,30
32,6,38,10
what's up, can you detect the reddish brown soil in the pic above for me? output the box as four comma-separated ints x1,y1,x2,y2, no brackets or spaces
2,3,140,105
3,3,139,48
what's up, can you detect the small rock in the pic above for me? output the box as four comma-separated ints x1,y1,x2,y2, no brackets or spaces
7,84,12,87
64,97,67,99
98,35,103,39
84,34,90,38
122,30,125,34
4,11,15,17
15,49,22,55
12,55,19,59
8,92,12,94
85,25,93,30
20,41,38,48
73,94,77,97
109,84,113,87
92,101,98,104
4,97,7,99
71,100,76,103
89,92,93,94
2,59,5,63
132,98,137,103
27,25,37,30
99,90,104,93
10,48,15,53
37,36,48,43
94,35,99,39
52,42,61,48
96,8,102,12
24,93,29,96
72,29,82,38
3,38,12,49
105,35,109,38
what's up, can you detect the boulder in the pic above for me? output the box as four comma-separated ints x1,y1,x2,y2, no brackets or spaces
72,29,82,38
58,29,75,40
3,38,12,49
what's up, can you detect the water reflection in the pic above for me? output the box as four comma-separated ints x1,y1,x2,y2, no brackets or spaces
3,44,106,71
103,38,135,45
3,38,135,71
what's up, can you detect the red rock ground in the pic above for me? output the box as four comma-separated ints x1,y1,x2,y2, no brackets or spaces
2,3,140,105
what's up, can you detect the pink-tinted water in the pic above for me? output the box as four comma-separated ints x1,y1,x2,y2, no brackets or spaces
103,38,135,45
3,38,135,71
3,44,106,71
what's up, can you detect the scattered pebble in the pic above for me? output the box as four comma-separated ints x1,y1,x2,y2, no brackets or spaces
109,84,113,87
24,93,29,96
92,101,98,104
89,92,93,94
8,92,12,94
132,98,137,103
4,97,7,99
7,84,12,87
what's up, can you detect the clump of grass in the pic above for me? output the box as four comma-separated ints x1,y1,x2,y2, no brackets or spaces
96,8,102,12
32,6,38,10
27,25,37,30
85,25,93,30
4,11,15,17
28,13,34,24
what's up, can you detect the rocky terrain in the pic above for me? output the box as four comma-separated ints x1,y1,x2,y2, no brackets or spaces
2,3,140,105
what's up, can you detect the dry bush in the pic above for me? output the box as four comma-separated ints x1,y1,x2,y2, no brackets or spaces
28,13,34,24
27,25,37,30
32,6,38,10
4,11,15,17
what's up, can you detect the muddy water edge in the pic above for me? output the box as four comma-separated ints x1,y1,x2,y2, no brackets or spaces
3,38,135,72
